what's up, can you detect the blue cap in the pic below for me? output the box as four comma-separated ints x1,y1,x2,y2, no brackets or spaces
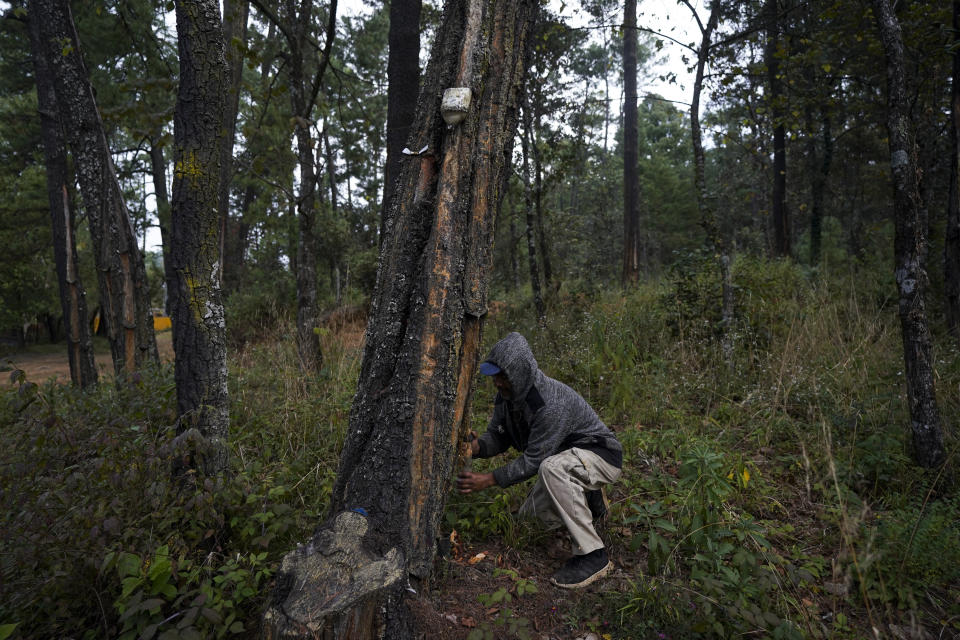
479,362,501,376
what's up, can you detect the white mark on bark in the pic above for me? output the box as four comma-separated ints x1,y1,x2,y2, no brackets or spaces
891,150,908,170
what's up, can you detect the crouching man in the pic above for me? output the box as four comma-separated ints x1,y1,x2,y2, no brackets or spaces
457,332,622,589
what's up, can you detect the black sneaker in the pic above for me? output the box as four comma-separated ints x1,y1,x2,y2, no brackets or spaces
586,488,608,522
550,548,612,589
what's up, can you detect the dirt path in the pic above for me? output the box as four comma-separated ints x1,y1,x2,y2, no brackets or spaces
2,332,174,384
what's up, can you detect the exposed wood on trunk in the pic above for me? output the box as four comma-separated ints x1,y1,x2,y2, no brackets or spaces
34,0,158,377
27,7,97,388
263,0,536,636
872,0,946,468
622,0,641,283
171,0,230,475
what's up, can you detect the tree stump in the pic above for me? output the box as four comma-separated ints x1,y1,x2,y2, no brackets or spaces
262,512,408,639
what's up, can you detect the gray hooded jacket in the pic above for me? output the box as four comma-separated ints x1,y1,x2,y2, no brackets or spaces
475,332,622,488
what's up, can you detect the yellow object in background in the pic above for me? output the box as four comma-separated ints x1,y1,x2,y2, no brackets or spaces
152,310,172,332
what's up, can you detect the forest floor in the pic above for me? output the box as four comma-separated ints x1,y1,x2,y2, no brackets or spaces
0,331,175,383
411,527,631,640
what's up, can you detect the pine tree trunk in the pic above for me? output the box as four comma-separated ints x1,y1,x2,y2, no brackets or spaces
150,143,177,318
532,111,552,289
808,111,832,267
27,7,97,388
521,101,546,325
766,0,790,257
946,0,960,344
34,0,158,376
171,0,230,476
262,0,536,636
691,4,733,367
382,0,421,241
621,0,641,283
872,0,946,468
218,0,249,287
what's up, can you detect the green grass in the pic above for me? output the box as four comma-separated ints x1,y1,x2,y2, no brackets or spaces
1,255,957,639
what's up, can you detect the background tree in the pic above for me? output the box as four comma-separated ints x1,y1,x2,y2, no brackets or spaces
27,7,97,387
622,0,641,283
871,0,945,468
33,0,158,376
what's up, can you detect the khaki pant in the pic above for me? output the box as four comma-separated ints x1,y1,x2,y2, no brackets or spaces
518,447,621,555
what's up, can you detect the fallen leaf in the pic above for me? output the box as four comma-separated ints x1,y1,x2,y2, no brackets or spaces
461,617,476,628
443,613,458,625
802,598,815,607
485,607,498,616
468,552,487,565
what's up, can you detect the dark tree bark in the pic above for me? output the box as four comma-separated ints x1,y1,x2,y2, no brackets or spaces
688,1,733,366
947,0,960,344
262,0,536,636
171,0,229,475
521,100,546,326
766,0,790,257
27,7,97,388
217,0,249,287
808,110,832,267
872,0,946,468
532,110,552,289
622,0,641,283
381,0,422,242
34,0,158,376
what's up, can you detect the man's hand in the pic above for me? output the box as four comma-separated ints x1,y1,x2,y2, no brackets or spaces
468,430,480,456
457,471,495,494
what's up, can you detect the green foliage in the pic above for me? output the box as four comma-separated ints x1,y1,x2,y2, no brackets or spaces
0,324,357,637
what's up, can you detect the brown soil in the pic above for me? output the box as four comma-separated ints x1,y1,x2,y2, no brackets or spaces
409,530,631,640
2,331,174,384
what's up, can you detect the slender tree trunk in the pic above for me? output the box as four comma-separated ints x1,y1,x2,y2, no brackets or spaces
27,8,97,388
218,0,249,287
150,143,178,318
171,0,229,476
521,102,546,325
532,110,551,289
381,0,421,242
622,0,641,283
946,0,960,343
807,108,832,267
255,0,337,373
262,0,536,636
510,206,520,291
690,3,733,366
766,0,790,257
34,0,158,377
872,0,946,468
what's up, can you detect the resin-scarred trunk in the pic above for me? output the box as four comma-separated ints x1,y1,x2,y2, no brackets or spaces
34,0,158,377
263,0,536,636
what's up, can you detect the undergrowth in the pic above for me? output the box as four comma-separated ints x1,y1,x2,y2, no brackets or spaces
1,255,957,639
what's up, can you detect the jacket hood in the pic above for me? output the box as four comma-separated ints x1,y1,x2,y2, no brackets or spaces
483,332,539,401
